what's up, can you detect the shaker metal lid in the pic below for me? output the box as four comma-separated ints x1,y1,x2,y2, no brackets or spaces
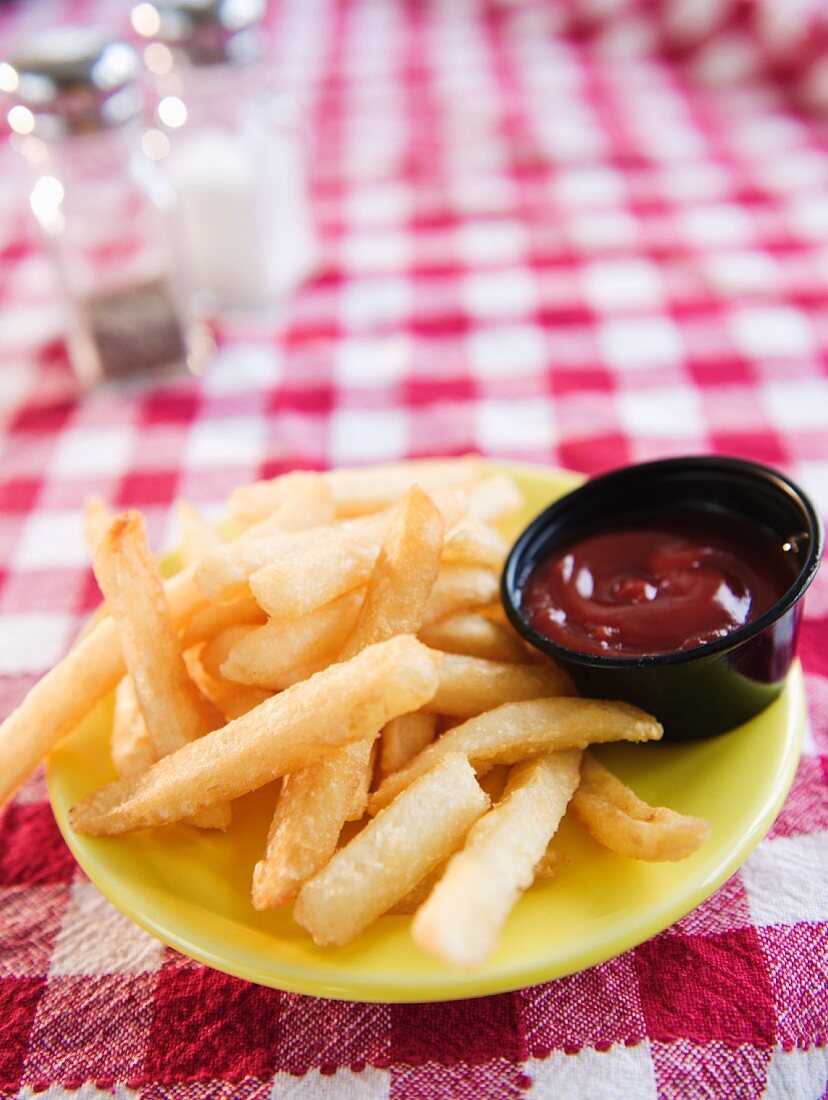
131,0,265,66
1,28,141,138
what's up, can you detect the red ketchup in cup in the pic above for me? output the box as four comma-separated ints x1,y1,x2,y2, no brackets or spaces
522,510,798,658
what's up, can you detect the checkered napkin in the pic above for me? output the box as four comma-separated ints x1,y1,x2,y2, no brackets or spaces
1,0,828,1096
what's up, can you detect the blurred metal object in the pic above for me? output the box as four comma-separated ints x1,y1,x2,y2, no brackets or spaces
132,0,319,314
131,0,266,66
2,29,141,138
4,27,210,385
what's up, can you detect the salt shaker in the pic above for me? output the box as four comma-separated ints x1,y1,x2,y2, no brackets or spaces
132,0,319,314
1,29,205,386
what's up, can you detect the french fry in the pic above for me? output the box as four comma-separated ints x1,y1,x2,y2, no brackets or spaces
93,514,224,758
69,635,441,836
339,487,444,658
441,522,507,569
199,510,392,606
380,712,438,778
423,565,500,624
426,652,573,717
476,763,511,803
0,561,206,809
467,475,524,522
220,591,363,689
240,474,335,538
412,751,582,967
199,624,260,682
83,496,113,554
389,862,447,916
251,489,445,907
183,648,272,721
75,497,116,642
570,752,711,861
176,499,222,564
293,753,490,946
251,741,370,910
228,457,480,525
535,845,569,880
111,676,155,778
419,612,527,663
369,697,663,813
206,488,467,610
179,596,267,651
91,512,229,829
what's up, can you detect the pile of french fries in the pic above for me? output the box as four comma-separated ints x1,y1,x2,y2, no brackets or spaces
0,458,711,969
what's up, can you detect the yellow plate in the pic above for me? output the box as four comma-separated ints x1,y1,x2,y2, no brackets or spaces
47,463,805,1002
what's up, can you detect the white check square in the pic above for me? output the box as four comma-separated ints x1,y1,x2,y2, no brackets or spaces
12,511,88,570
582,259,664,310
49,427,134,480
0,612,74,674
732,306,815,359
599,316,684,370
330,408,408,464
462,268,538,318
49,881,164,977
468,324,548,379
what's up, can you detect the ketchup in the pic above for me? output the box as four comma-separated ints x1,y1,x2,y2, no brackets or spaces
522,510,797,658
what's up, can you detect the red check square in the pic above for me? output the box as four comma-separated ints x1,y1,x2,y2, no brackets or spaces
635,930,776,1046
391,995,523,1066
0,977,46,1090
0,804,76,887
145,966,281,1082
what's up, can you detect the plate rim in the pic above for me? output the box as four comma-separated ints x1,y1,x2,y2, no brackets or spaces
46,461,806,1002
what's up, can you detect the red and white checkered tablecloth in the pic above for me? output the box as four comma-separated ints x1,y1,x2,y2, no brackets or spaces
1,0,827,1097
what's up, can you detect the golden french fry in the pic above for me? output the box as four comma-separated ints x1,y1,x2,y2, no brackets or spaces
220,592,363,689
380,712,438,778
200,510,392,606
69,635,441,836
294,753,490,946
199,624,260,682
467,475,524,522
535,846,569,880
426,652,573,717
183,647,272,721
441,522,507,569
92,512,229,829
412,751,581,967
476,763,511,803
176,499,222,564
388,862,447,916
251,740,371,910
240,474,335,538
419,612,527,663
93,514,224,757
228,457,480,525
0,563,205,809
424,565,500,624
111,676,155,778
179,596,267,651
76,497,116,642
83,496,113,555
339,487,444,659
252,489,446,907
369,696,663,813
570,752,711,861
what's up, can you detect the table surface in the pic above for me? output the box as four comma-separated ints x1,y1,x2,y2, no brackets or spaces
1,0,827,1097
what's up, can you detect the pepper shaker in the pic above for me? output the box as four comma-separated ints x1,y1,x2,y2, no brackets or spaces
2,28,208,385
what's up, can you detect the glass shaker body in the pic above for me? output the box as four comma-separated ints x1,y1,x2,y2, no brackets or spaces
148,54,319,313
14,119,196,385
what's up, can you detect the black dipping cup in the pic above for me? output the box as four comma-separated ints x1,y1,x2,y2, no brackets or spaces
501,457,824,740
